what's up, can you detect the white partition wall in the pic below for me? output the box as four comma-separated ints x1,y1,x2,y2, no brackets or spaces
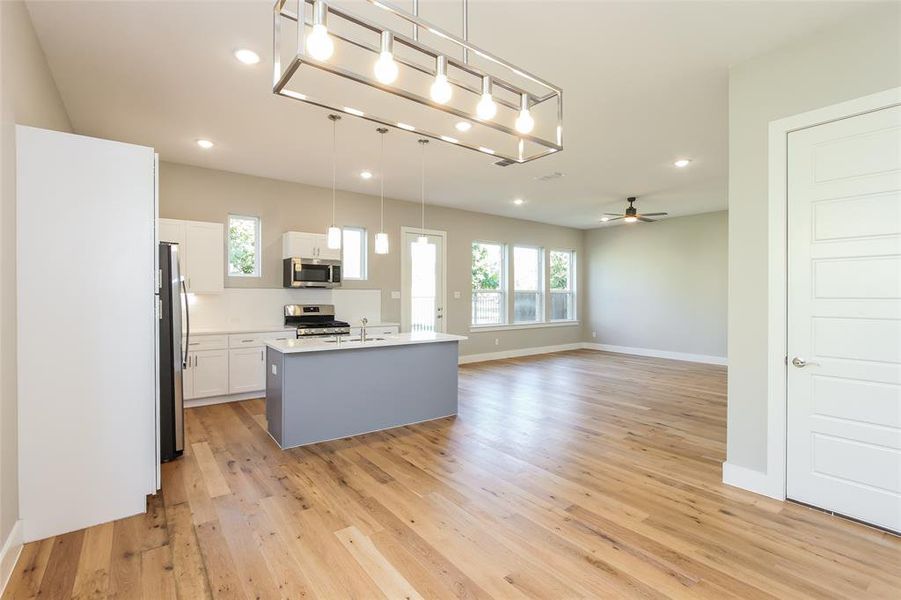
16,126,157,542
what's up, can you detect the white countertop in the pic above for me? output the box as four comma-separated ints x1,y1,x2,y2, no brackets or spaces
266,332,467,354
190,322,400,336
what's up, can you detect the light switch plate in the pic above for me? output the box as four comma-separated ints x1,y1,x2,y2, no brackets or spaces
391,290,400,299
271,364,277,375
453,291,461,299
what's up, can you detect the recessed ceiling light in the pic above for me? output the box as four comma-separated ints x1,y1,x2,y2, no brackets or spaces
600,216,610,222
513,198,524,205
196,139,214,149
360,170,373,179
233,49,260,65
455,121,472,132
674,158,691,168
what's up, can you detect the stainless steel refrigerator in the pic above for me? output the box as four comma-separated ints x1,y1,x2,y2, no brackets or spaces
158,242,188,461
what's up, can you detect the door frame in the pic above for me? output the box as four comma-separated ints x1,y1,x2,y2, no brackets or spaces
744,87,901,501
400,226,448,333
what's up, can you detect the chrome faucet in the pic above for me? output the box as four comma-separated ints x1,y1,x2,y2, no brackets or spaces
360,317,368,342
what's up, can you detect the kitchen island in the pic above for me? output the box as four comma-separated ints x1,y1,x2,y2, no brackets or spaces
264,332,466,449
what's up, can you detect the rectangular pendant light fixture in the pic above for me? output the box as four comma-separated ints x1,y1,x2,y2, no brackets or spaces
272,0,563,164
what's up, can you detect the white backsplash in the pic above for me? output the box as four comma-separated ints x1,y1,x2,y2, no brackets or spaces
187,288,383,331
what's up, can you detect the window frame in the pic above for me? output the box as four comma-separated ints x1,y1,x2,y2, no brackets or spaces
512,244,544,324
341,226,368,280
470,240,508,327
548,248,577,322
227,214,262,278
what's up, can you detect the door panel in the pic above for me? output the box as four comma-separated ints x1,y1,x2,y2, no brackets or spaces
787,104,901,532
401,231,446,333
229,347,266,394
191,349,229,398
185,221,224,293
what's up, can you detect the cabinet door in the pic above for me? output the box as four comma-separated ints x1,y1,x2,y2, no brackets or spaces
228,347,266,394
185,221,224,293
317,233,341,260
282,232,318,259
183,354,195,400
191,349,228,398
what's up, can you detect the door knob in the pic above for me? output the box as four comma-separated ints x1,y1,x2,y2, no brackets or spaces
792,357,809,368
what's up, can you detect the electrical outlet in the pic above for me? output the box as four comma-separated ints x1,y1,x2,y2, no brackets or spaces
592,331,597,338
495,338,499,346
391,290,400,299
271,364,277,375
453,291,461,299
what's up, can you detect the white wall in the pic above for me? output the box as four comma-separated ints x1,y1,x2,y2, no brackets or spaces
584,211,727,361
727,3,901,472
0,0,71,578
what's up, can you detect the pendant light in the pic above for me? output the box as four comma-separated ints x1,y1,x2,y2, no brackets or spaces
429,56,452,104
373,31,399,84
374,127,389,254
476,76,497,120
306,0,334,61
326,114,342,249
515,92,535,134
417,138,429,244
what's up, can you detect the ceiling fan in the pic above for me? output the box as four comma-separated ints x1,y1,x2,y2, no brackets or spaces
600,197,667,223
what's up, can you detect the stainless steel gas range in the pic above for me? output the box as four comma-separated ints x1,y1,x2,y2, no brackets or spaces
284,304,350,338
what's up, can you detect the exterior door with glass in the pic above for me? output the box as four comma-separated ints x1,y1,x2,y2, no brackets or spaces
401,229,446,333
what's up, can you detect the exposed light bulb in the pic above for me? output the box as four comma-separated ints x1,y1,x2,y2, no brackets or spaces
624,216,638,223
374,232,389,254
327,225,342,248
306,23,333,61
373,32,398,84
307,2,334,61
430,56,452,104
477,94,497,120
476,76,497,120
515,93,534,134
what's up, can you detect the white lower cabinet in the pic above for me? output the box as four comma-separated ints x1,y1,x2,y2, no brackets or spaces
228,347,266,394
185,349,229,399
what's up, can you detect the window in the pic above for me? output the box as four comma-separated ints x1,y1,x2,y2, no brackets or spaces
513,246,543,323
550,249,575,321
471,241,505,325
227,215,261,277
342,227,367,280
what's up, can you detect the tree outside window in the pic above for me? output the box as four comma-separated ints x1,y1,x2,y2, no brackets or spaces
228,215,260,277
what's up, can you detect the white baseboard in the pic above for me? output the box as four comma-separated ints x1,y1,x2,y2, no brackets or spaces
0,520,23,596
582,343,727,366
185,391,264,409
722,462,784,500
458,343,584,364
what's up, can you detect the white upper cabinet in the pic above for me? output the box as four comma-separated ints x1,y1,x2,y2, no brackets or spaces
159,218,224,293
283,231,340,260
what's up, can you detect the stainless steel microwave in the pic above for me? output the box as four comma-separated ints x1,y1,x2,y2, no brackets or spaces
283,257,342,288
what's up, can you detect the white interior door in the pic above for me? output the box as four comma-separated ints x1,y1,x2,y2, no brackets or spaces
401,229,446,333
787,104,901,532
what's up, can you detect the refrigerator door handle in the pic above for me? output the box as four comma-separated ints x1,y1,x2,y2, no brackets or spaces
181,280,190,369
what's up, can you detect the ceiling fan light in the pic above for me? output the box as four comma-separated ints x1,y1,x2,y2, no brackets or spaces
624,216,638,223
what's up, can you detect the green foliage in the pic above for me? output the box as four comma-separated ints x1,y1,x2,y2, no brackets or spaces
550,251,569,290
229,218,257,275
472,243,500,290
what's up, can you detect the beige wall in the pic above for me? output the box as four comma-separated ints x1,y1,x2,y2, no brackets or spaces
584,211,727,358
727,3,901,472
0,1,72,548
159,161,585,357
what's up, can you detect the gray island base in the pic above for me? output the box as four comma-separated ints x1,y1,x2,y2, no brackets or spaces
265,333,466,449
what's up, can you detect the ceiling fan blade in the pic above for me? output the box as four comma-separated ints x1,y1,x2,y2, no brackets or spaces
637,216,657,222
641,212,668,216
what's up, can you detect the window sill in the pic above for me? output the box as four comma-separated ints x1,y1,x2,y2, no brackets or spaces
469,321,580,333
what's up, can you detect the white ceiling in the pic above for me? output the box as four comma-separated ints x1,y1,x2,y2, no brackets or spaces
27,0,870,229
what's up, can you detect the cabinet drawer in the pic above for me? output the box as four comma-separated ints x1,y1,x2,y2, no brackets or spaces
229,331,295,348
186,334,228,351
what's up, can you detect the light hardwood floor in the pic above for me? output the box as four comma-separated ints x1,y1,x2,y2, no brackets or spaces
4,350,899,599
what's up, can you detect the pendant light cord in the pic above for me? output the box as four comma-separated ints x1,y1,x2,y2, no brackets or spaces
419,139,426,234
331,117,337,225
379,132,385,231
